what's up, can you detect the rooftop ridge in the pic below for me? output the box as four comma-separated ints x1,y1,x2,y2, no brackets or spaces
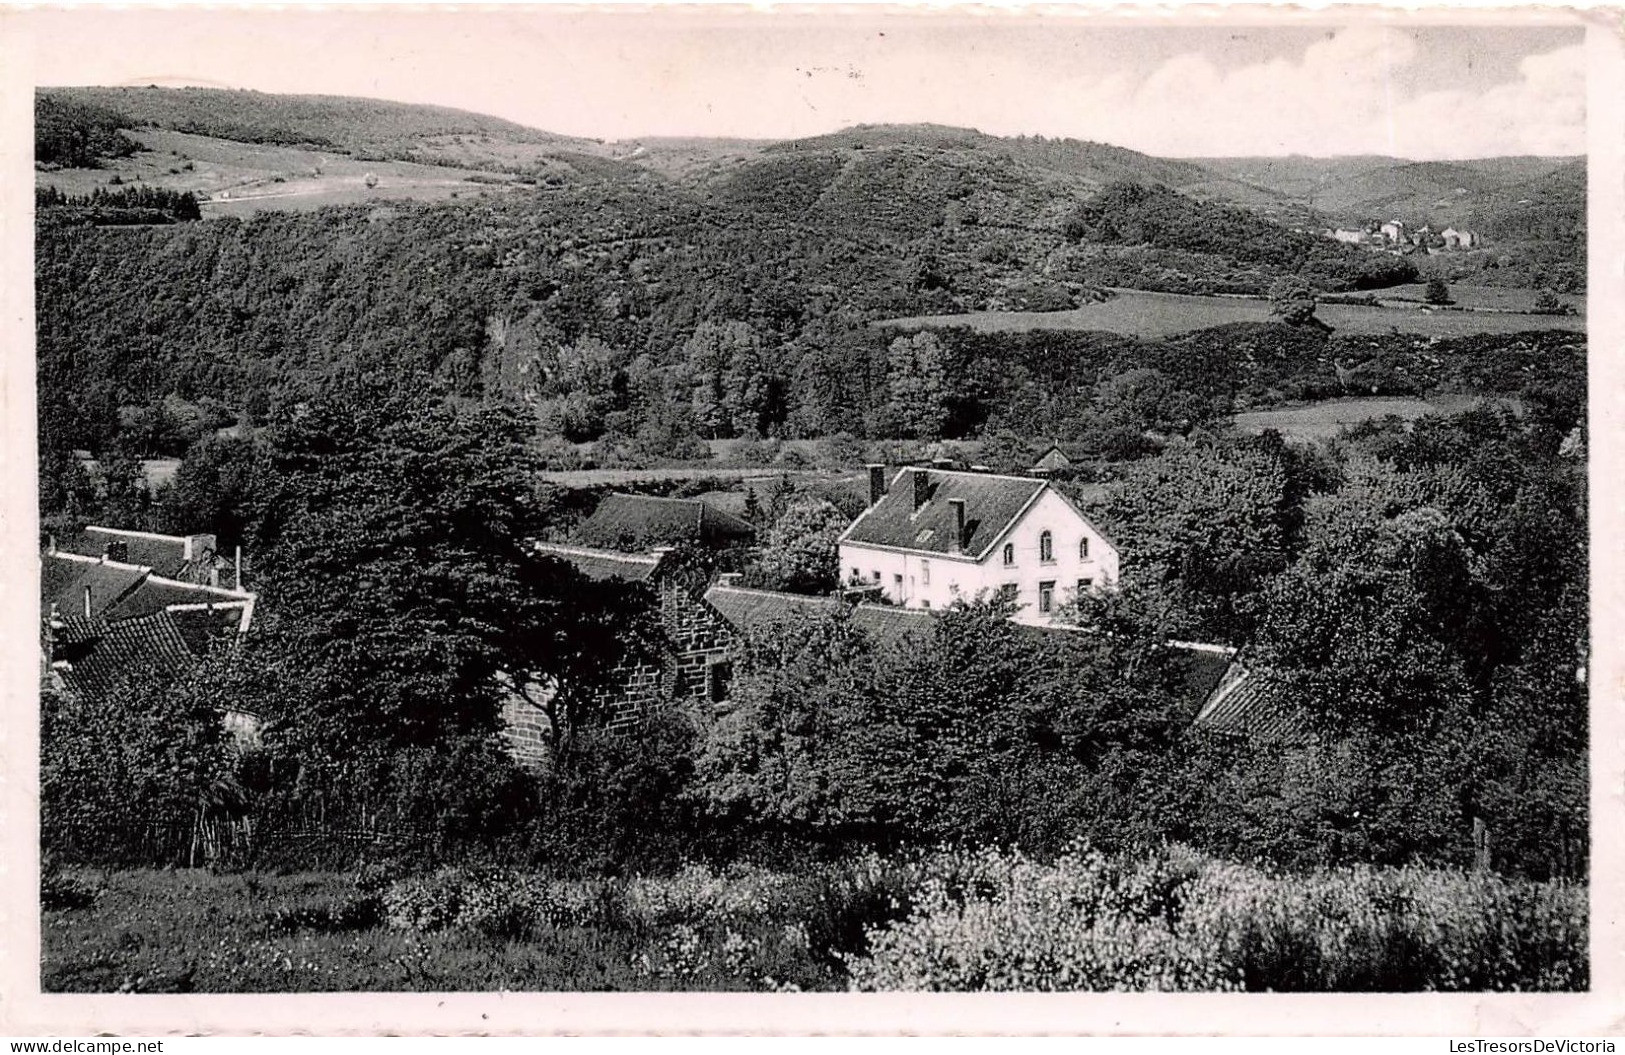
532,540,661,564
84,525,200,543
705,583,840,602
46,550,156,575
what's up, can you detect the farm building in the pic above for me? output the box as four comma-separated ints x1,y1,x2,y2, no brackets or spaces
40,530,262,740
837,466,1119,625
505,542,741,766
572,493,756,552
50,524,240,588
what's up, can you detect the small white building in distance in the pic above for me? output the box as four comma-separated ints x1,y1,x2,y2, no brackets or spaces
837,466,1120,625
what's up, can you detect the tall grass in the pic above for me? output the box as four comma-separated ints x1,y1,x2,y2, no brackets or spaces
42,845,1584,993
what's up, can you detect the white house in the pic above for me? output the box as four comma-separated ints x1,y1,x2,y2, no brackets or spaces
836,466,1120,626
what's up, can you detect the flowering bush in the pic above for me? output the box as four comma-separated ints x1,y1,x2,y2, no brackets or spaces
846,843,1587,992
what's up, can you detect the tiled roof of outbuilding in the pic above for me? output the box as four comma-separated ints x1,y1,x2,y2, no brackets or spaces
1192,664,1307,742
41,554,149,620
574,494,755,550
532,542,663,583
53,611,198,700
55,526,212,581
702,584,935,650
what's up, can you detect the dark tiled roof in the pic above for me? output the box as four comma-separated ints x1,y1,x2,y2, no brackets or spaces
101,577,250,622
839,468,1048,559
54,611,198,700
168,604,250,655
56,527,211,580
849,604,935,649
1032,445,1074,471
574,494,755,550
1165,642,1240,721
702,584,934,650
41,554,149,621
1192,665,1306,742
533,542,663,583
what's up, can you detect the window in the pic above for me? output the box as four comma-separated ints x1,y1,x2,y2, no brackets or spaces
1039,530,1054,563
707,660,733,705
1002,543,1015,567
921,560,931,585
851,567,860,581
1038,580,1056,614
894,574,904,589
998,583,1019,603
922,600,932,610
1079,537,1090,560
872,570,881,581
1078,577,1093,596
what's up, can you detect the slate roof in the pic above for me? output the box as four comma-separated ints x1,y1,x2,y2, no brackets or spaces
1191,664,1306,742
532,542,663,583
101,576,251,622
573,494,755,551
52,610,198,700
41,554,149,621
55,526,212,581
1165,642,1240,722
702,584,934,650
839,468,1051,559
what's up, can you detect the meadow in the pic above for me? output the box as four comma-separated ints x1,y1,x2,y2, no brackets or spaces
1232,395,1504,441
38,129,523,217
43,845,1585,993
879,287,1585,339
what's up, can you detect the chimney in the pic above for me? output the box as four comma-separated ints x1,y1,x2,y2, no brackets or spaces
235,545,243,591
83,586,92,619
104,539,128,563
912,468,931,511
866,464,887,507
948,498,967,554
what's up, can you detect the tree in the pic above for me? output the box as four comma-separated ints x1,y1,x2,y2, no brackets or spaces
1424,277,1453,306
229,381,650,774
1268,278,1324,329
745,496,847,594
882,332,949,440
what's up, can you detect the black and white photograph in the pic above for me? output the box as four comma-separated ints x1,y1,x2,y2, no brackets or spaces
3,3,1617,1034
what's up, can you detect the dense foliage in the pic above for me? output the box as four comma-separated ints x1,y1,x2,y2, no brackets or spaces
42,845,1584,992
35,94,141,169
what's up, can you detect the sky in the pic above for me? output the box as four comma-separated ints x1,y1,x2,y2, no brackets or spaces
17,9,1589,159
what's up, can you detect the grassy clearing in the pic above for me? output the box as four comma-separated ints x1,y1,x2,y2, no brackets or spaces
878,288,1584,339
535,466,834,487
1232,395,1500,441
1372,283,1586,315
43,846,1584,993
38,129,521,218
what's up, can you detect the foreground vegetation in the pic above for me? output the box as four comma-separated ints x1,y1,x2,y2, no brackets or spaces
43,844,1584,993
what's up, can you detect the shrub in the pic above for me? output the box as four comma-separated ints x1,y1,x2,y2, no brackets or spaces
846,844,1586,992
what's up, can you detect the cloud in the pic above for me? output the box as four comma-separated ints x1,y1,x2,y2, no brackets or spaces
1110,29,1582,158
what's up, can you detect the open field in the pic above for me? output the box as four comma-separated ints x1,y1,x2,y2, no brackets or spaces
1233,395,1511,441
1367,283,1586,314
878,288,1585,339
38,129,523,217
535,466,835,488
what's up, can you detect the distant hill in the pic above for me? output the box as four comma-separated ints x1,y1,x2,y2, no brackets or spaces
1189,153,1583,229
38,86,595,166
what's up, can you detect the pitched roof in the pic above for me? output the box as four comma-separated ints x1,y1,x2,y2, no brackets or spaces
52,610,198,699
1165,641,1240,721
573,493,755,550
701,584,934,650
1191,664,1306,742
41,553,150,621
532,541,663,583
101,575,252,622
838,468,1049,559
55,526,215,581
